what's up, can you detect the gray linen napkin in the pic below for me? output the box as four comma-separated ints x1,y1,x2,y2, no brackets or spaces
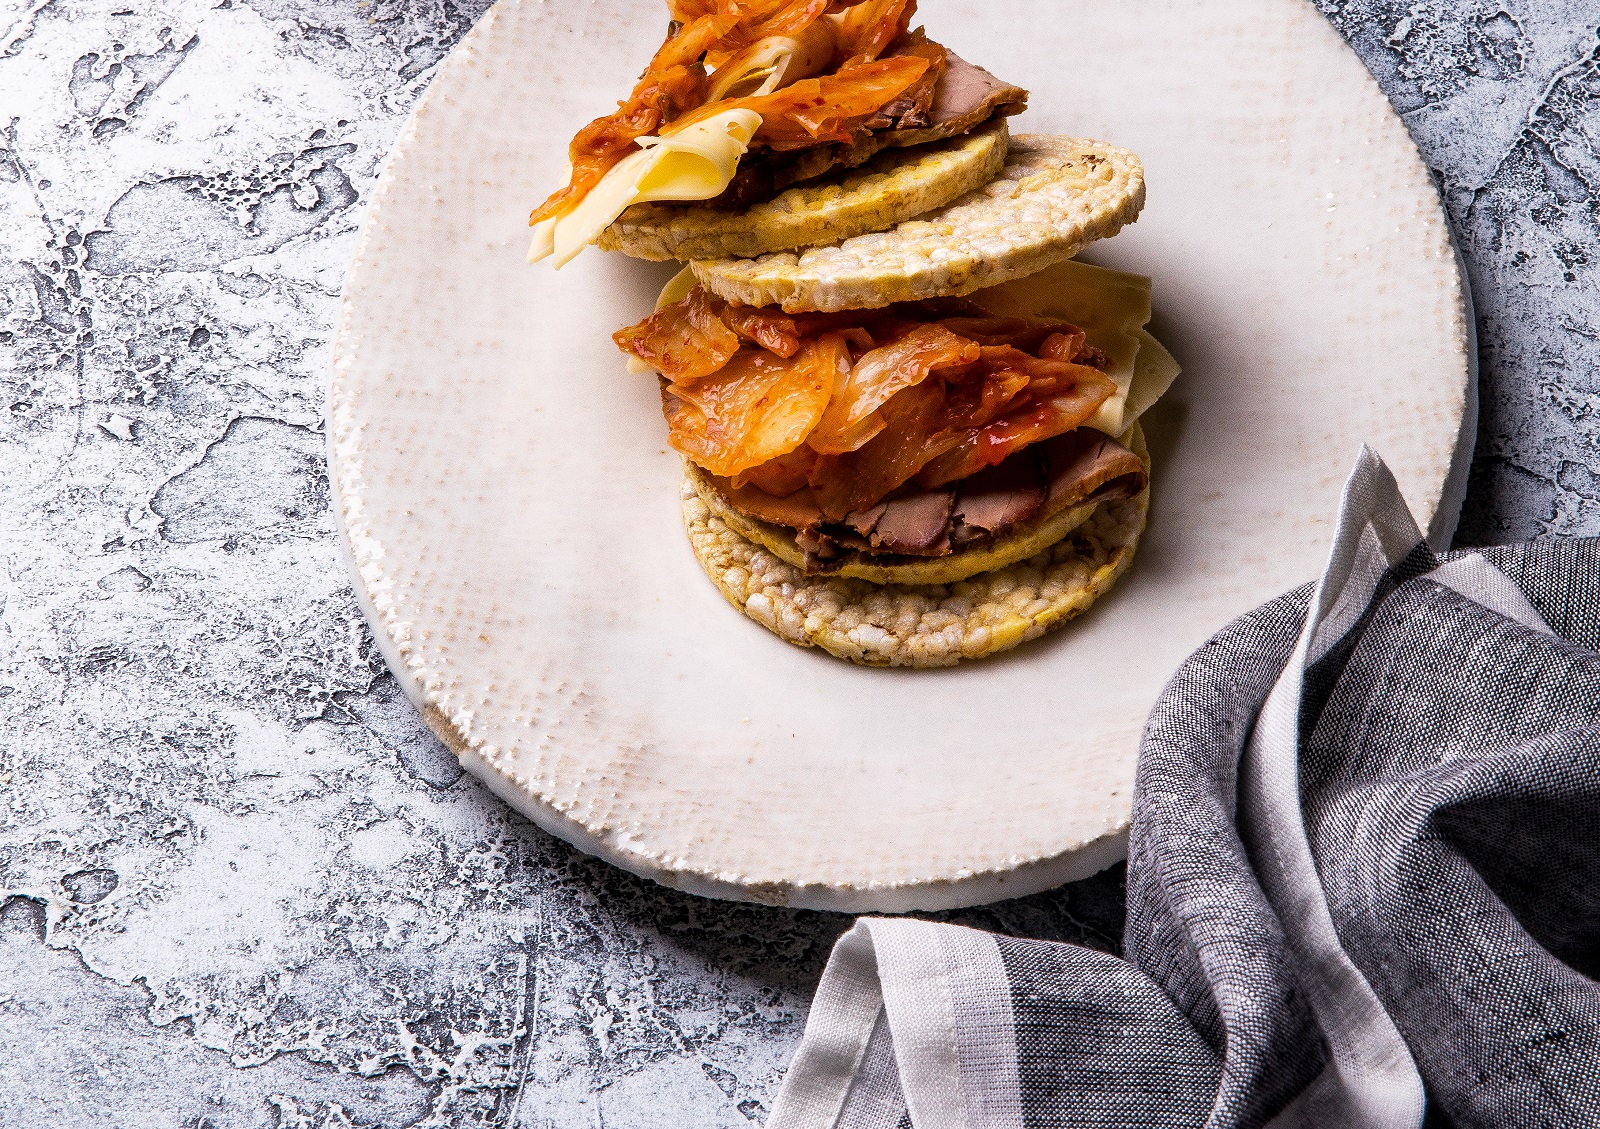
767,448,1600,1129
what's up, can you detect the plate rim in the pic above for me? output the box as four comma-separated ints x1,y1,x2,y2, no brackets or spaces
326,0,1474,911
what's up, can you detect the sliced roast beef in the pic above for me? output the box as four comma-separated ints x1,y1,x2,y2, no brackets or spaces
796,491,952,561
949,450,1046,547
718,477,824,529
861,30,947,132
845,500,888,537
1042,430,1148,510
869,490,953,554
707,44,1027,210
710,131,889,210
703,428,1147,575
886,50,1028,146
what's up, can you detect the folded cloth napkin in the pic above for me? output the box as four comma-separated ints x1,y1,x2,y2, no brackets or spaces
767,448,1600,1129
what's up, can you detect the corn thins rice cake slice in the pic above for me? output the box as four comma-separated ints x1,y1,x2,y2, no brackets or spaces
599,119,1010,262
682,426,1150,668
691,135,1144,312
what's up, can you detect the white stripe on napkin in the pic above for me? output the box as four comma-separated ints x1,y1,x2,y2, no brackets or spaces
769,920,1020,1129
1249,447,1551,1129
1247,447,1428,1129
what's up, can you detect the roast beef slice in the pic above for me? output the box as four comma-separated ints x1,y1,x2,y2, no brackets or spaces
712,46,1028,209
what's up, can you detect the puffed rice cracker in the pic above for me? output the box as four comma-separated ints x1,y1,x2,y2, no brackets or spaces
600,119,1009,262
691,135,1144,312
680,425,1150,667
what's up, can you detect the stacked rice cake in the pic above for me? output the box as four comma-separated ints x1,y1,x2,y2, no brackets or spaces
608,132,1171,667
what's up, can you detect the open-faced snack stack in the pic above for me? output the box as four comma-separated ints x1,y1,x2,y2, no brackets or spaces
531,0,1179,667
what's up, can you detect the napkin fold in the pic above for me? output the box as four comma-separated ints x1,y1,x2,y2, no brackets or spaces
769,448,1600,1129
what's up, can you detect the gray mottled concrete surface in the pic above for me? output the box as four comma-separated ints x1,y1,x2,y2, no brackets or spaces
0,1,1595,1125
1315,0,1600,544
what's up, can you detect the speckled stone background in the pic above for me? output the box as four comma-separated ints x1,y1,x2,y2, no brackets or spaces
1,1,1595,1125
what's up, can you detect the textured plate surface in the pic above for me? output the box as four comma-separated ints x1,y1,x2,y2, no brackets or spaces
329,0,1470,911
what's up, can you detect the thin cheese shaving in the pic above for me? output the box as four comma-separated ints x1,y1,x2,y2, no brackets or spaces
1122,328,1180,431
529,109,762,268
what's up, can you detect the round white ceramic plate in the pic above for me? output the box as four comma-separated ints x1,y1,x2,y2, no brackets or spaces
329,0,1471,912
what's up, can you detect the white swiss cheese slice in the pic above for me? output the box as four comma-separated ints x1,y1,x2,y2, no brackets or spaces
529,109,762,268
